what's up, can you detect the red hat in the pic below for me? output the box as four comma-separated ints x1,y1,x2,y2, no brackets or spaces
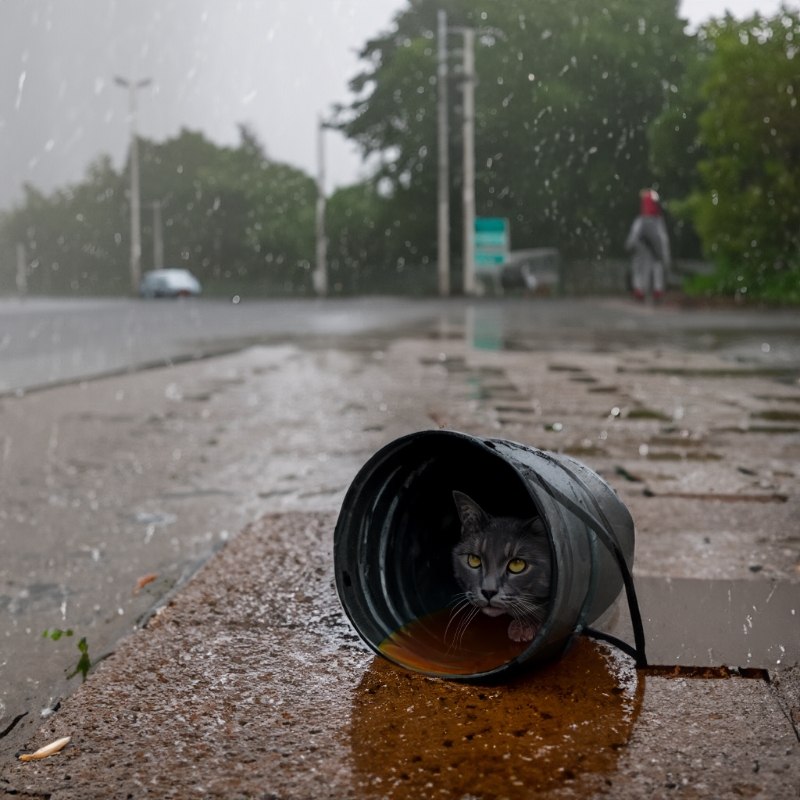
640,189,661,216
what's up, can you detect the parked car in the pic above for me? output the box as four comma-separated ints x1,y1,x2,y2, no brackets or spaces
139,269,202,298
500,248,560,293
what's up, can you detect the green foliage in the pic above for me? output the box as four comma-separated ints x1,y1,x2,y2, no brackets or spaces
66,637,92,683
1,127,316,296
339,0,692,266
647,39,709,258
139,126,317,294
325,180,441,294
1,155,128,294
325,182,382,293
43,628,73,640
672,10,800,302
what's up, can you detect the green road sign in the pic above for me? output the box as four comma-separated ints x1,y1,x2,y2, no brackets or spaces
475,217,509,273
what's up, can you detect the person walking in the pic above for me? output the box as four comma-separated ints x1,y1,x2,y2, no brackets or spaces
625,189,671,302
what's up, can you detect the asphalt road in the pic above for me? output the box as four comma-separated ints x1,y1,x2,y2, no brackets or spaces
0,296,453,394
2,294,800,395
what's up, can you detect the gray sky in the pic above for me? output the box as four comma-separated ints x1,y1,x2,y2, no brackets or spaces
0,0,795,211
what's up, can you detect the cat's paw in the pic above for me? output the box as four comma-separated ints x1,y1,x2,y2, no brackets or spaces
508,619,535,642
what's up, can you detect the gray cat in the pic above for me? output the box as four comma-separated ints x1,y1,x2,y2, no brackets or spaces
450,491,551,643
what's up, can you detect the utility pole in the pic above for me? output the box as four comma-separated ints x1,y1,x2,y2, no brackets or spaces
115,76,151,296
437,10,450,297
151,200,164,272
15,243,26,298
461,28,476,296
314,115,328,298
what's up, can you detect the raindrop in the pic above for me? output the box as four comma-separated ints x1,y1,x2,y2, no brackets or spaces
165,383,183,401
761,343,770,352
639,444,649,456
15,71,26,110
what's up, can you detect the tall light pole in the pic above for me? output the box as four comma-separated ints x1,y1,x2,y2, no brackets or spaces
460,28,476,296
15,243,27,298
151,200,164,272
437,10,450,297
115,76,151,295
314,115,330,298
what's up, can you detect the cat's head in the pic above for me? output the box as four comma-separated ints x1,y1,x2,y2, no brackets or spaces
451,491,552,621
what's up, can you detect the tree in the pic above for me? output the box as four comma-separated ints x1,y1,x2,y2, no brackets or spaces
1,127,317,296
338,0,693,273
1,155,128,295
647,39,710,260
138,126,316,294
675,10,800,302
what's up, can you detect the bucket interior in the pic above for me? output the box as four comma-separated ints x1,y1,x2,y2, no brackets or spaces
336,433,550,677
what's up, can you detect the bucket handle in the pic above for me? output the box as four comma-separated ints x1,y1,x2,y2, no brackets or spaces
524,465,648,668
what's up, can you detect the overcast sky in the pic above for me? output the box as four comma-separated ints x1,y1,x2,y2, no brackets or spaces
0,0,796,211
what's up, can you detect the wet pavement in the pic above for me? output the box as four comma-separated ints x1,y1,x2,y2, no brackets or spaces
1,297,799,797
1,513,796,799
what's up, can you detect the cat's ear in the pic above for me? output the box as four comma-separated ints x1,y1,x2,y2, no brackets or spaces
452,491,489,537
523,516,546,537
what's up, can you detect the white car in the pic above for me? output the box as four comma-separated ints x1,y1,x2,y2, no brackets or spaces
501,249,560,293
139,269,202,298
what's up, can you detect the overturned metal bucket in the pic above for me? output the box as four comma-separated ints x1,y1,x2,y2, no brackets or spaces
334,430,646,681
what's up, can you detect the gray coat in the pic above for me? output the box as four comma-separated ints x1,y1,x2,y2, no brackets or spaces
625,215,671,266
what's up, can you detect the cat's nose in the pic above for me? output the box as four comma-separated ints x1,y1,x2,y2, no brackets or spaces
481,589,498,602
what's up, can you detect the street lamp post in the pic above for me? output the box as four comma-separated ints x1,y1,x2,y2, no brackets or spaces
151,200,164,272
115,76,151,296
441,25,477,296
315,116,330,298
460,28,476,296
437,10,450,297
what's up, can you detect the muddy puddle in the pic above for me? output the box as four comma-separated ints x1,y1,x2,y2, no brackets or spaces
351,637,642,799
379,606,529,676
375,577,797,680
350,578,795,798
597,577,799,668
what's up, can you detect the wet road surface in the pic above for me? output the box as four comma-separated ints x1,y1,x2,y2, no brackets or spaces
1,296,799,795
0,296,457,394
3,295,800,394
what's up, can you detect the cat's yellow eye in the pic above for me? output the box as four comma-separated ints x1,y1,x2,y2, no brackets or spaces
467,554,481,568
508,559,526,574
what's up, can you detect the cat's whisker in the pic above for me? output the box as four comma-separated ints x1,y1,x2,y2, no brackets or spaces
443,599,473,644
450,606,473,650
506,598,545,628
454,606,481,651
511,595,547,617
444,596,478,644
512,607,543,628
452,604,479,650
511,598,542,615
